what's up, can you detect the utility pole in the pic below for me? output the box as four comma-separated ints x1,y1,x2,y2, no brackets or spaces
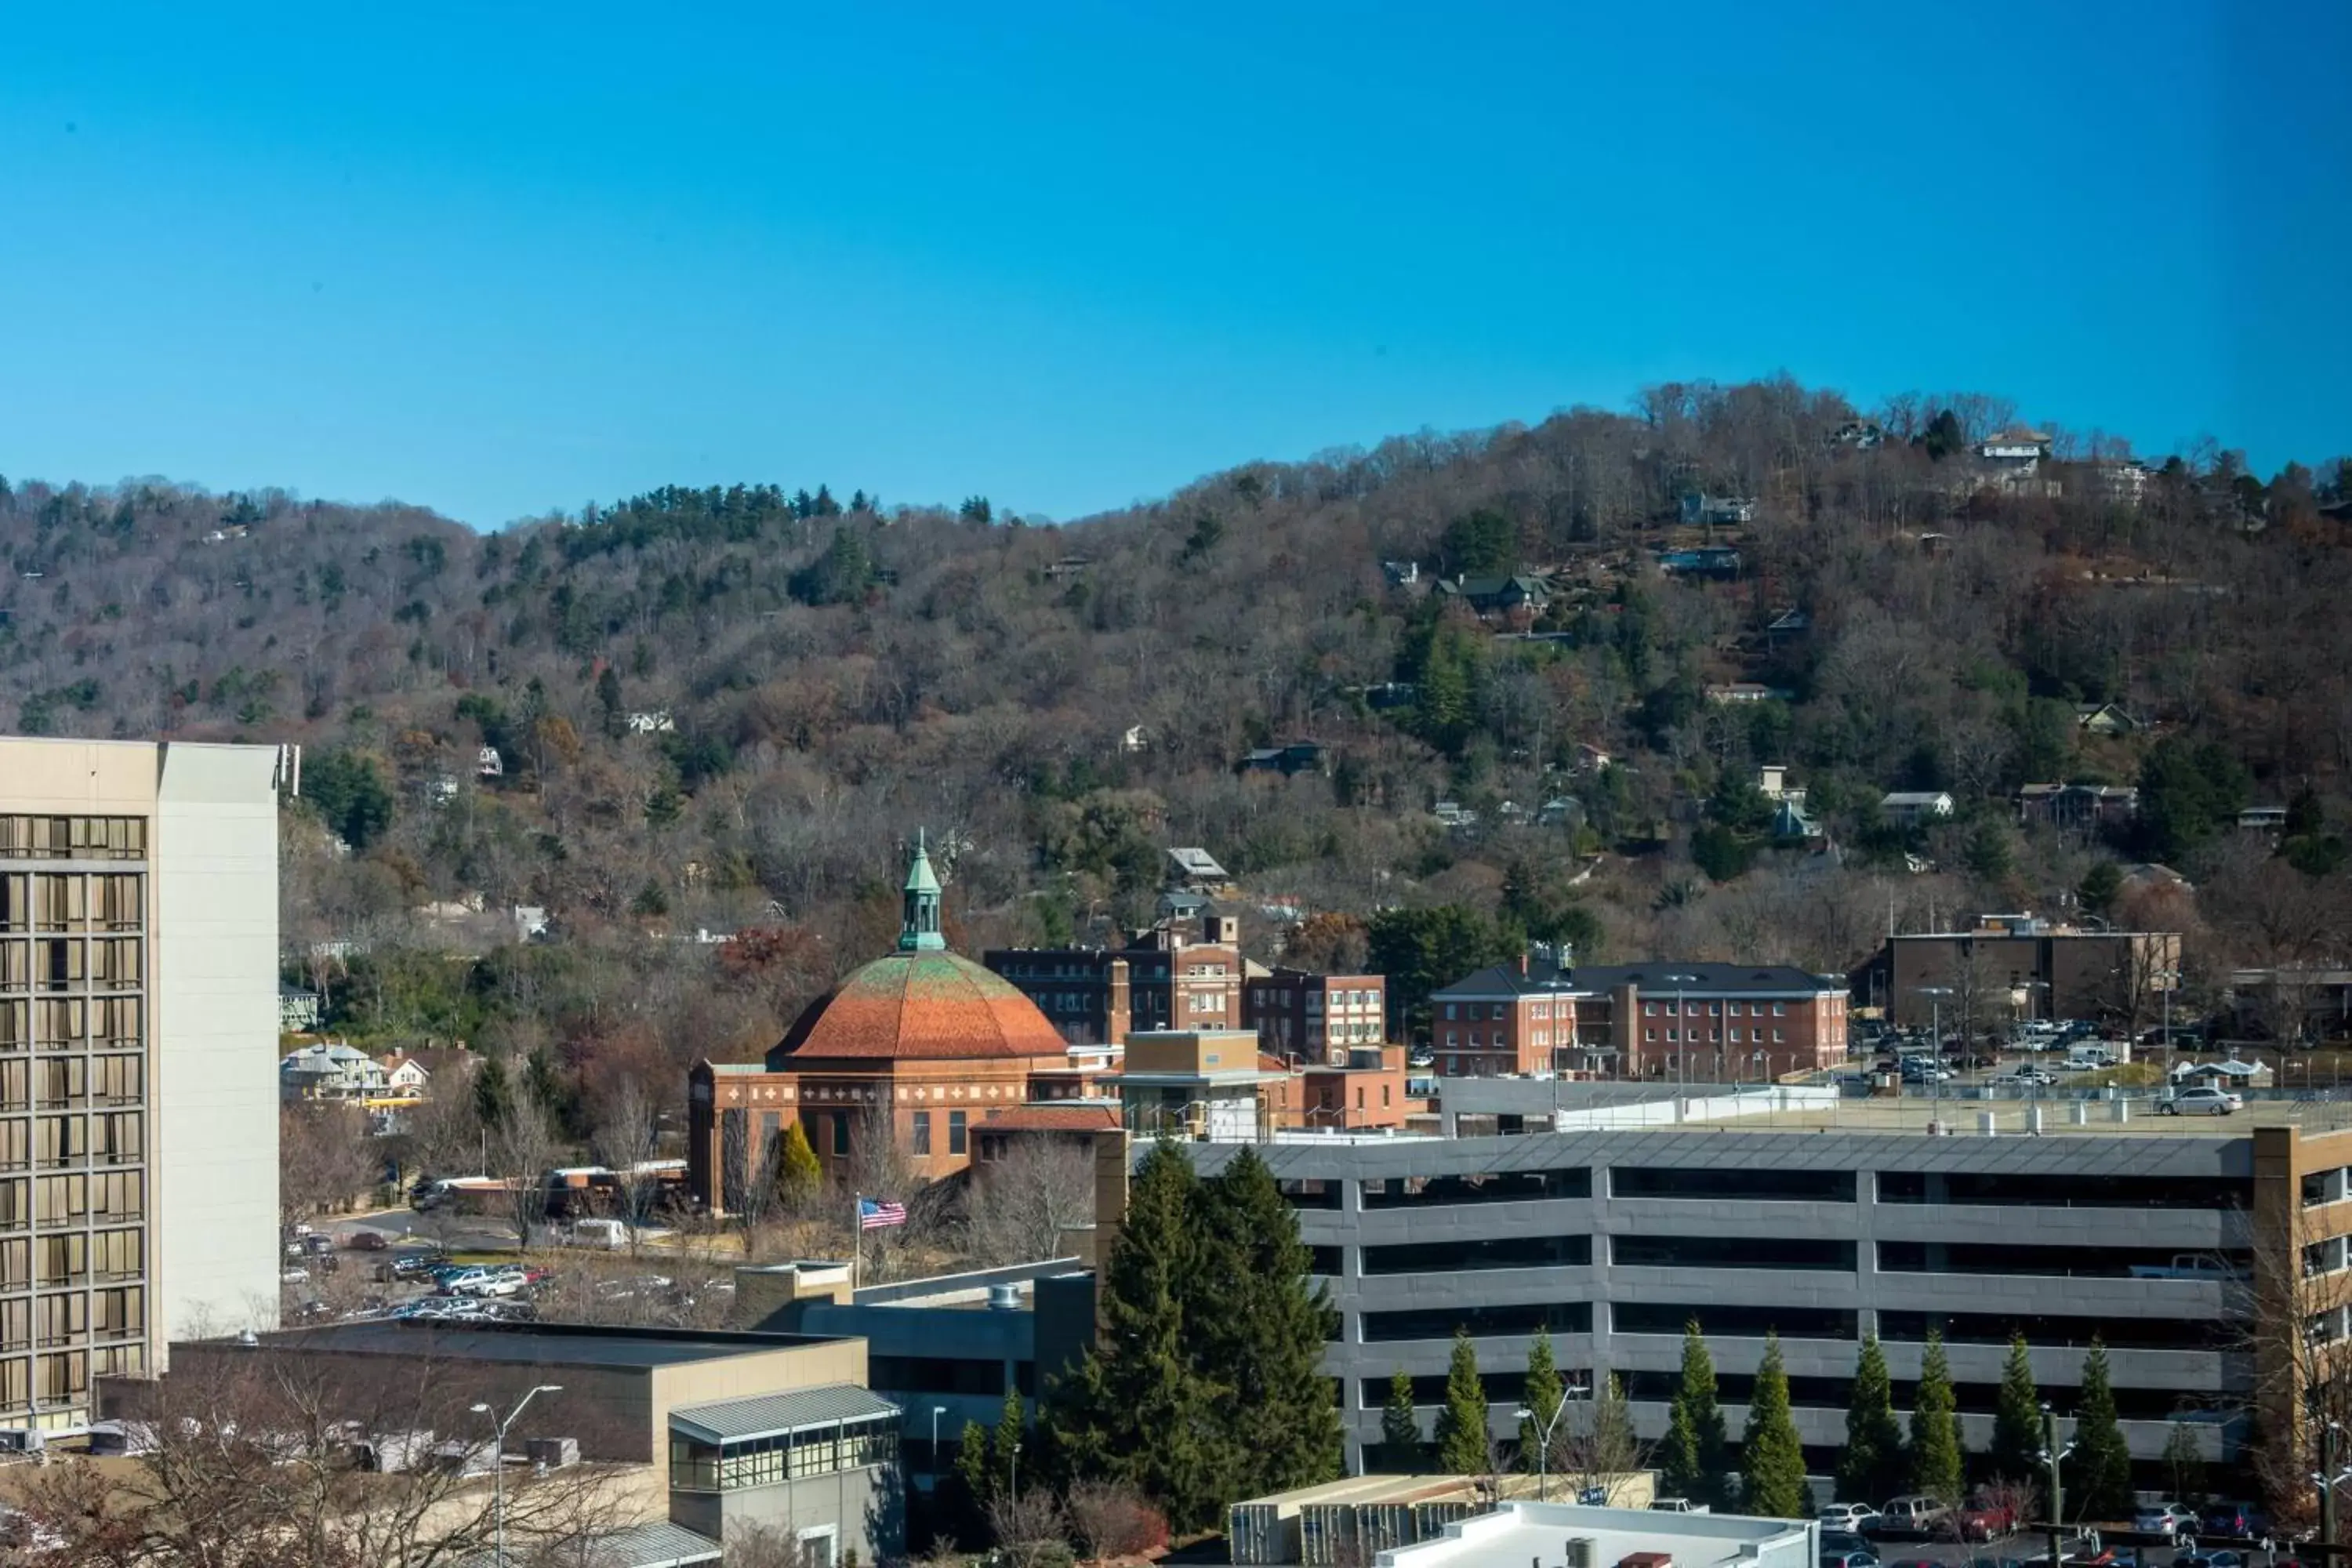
2045,1405,2063,1568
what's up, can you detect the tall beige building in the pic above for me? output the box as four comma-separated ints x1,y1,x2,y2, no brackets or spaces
0,737,283,1431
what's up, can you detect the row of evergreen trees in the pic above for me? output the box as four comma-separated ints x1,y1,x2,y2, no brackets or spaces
1381,1321,2153,1522
1659,1322,2140,1518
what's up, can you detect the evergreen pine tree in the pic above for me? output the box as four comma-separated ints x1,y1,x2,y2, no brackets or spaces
1519,1329,1565,1474
991,1382,1026,1499
2073,1339,2134,1519
1742,1334,1809,1518
1380,1370,1422,1472
1040,1139,1224,1530
1191,1147,1344,1497
1838,1333,1906,1505
2161,1421,2208,1512
1432,1330,1491,1475
1989,1333,2042,1482
1662,1320,1729,1506
1909,1332,1963,1504
953,1417,995,1504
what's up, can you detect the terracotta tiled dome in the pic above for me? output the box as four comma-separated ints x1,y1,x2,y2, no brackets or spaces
766,950,1068,1064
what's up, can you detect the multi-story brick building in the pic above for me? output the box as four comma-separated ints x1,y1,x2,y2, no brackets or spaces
1571,961,1851,1080
1243,967,1387,1065
982,915,1245,1047
1850,916,2180,1035
0,736,285,1432
1426,953,1584,1077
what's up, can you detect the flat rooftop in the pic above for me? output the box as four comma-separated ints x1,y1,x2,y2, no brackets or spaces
243,1320,844,1369
1689,1094,2352,1138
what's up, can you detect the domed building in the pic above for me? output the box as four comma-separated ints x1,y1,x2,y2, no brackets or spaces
688,835,1109,1212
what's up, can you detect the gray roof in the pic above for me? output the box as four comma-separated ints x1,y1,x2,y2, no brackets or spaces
670,1384,900,1445
252,1321,835,1369
459,1522,720,1568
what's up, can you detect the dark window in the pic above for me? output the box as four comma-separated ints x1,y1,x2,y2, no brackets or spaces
1308,1246,1343,1276
831,1112,849,1157
1878,1171,2252,1210
1279,1178,1342,1210
1612,1302,1857,1340
869,1356,1017,1396
1360,1301,1592,1342
1362,1371,1537,1406
1613,1235,1855,1271
911,1112,931,1156
1360,1167,1591,1208
1361,1233,1592,1275
948,1111,967,1156
1877,1241,2251,1279
1613,1166,1856,1203
1624,1370,1855,1410
1878,1309,2231,1352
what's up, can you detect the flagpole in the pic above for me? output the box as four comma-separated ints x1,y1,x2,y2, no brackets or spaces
850,1193,859,1295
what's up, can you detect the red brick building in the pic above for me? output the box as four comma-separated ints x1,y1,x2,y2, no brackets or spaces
688,837,1104,1211
982,915,1244,1045
1242,967,1388,1065
1570,960,1850,1079
1427,953,1584,1077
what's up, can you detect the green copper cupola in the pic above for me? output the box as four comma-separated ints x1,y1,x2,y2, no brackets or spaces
898,828,945,951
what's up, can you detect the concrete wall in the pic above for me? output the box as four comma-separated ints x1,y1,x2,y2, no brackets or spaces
1187,1126,2263,1470
153,743,282,1355
671,1462,899,1564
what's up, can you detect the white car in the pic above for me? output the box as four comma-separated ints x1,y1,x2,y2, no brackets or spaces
2136,1501,2194,1536
1820,1503,1882,1533
2163,1087,2243,1116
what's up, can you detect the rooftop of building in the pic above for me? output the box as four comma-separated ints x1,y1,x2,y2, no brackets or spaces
1380,1499,1809,1567
669,1385,898,1445
979,1102,1123,1133
238,1319,844,1369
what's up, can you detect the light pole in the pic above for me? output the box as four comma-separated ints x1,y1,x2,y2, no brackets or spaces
1514,1382,1589,1502
2040,1403,2074,1568
1011,1438,1022,1501
470,1383,563,1567
931,1405,947,1483
1917,986,1953,1126
1665,974,1699,1095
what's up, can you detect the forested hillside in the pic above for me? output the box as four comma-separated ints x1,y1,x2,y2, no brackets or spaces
5,377,2349,1114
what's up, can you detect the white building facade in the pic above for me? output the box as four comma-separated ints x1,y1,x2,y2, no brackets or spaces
0,738,283,1428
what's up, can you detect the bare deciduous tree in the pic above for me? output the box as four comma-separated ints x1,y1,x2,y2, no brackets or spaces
967,1136,1094,1266
489,1079,562,1250
279,1102,382,1242
590,1073,664,1257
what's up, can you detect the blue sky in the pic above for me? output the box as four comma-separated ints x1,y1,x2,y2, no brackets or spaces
1,2,2343,527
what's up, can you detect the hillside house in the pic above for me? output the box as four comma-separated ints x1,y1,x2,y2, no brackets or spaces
2074,702,2143,735
625,710,676,734
2016,782,2140,833
279,988,322,1033
1237,742,1328,778
1435,572,1550,621
1166,847,1232,890
1879,790,1955,827
2239,805,2289,834
1704,683,1791,704
1658,546,1744,578
1679,494,1757,527
280,1043,387,1102
476,745,503,778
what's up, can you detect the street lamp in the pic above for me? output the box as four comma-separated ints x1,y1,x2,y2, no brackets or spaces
470,1384,563,1567
1011,1438,1023,1501
1664,975,1700,1094
931,1405,947,1482
1513,1382,1590,1502
2039,1402,2075,1568
1916,986,1953,1125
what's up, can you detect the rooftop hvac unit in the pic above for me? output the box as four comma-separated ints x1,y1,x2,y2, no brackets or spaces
0,1429,42,1454
1565,1537,1595,1568
987,1283,1023,1311
525,1436,580,1470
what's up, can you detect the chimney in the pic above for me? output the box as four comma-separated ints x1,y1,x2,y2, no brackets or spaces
1518,951,1530,978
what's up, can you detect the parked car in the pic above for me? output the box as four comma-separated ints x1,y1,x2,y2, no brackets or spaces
2178,1554,2248,1568
1823,1552,1879,1568
2200,1504,2269,1537
300,1233,336,1257
389,1253,443,1280
1875,1497,1949,1537
1821,1530,1873,1557
1650,1498,1709,1514
1822,1505,1883,1534
2163,1087,2243,1116
2135,1503,2195,1537
341,1229,390,1251
1955,1492,2019,1541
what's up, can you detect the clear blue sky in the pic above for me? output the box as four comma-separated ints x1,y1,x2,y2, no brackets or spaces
2,2,2344,527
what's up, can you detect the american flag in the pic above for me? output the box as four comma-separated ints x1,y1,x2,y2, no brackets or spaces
857,1196,907,1231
